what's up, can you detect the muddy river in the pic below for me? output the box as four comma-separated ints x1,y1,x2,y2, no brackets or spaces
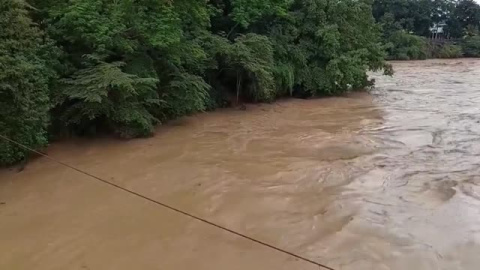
1,59,480,270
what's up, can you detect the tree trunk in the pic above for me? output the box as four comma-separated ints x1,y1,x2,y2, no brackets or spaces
236,71,242,105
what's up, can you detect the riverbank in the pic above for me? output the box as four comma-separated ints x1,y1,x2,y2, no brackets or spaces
1,0,390,166
386,34,480,60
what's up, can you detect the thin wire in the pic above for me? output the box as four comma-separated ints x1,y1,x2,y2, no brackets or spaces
0,134,335,270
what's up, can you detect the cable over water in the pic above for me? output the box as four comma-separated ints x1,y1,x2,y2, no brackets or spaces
0,134,335,270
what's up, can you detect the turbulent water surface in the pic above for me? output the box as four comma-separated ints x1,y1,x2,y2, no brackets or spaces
1,59,480,270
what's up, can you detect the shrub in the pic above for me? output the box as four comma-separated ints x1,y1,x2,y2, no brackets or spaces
427,42,463,59
436,44,463,58
462,35,480,57
386,31,428,60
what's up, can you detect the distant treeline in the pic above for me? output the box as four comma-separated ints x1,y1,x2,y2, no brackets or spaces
1,0,478,165
373,0,480,59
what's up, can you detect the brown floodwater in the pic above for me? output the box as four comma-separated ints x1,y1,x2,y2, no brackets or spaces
1,59,480,270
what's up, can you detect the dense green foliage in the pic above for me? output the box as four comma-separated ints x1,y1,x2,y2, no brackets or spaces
446,0,480,38
0,0,56,165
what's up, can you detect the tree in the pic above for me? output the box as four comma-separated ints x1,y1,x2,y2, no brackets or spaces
269,0,389,96
0,0,56,165
446,0,480,38
39,0,213,135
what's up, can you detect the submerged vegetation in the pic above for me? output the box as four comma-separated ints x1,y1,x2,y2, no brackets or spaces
0,0,479,165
